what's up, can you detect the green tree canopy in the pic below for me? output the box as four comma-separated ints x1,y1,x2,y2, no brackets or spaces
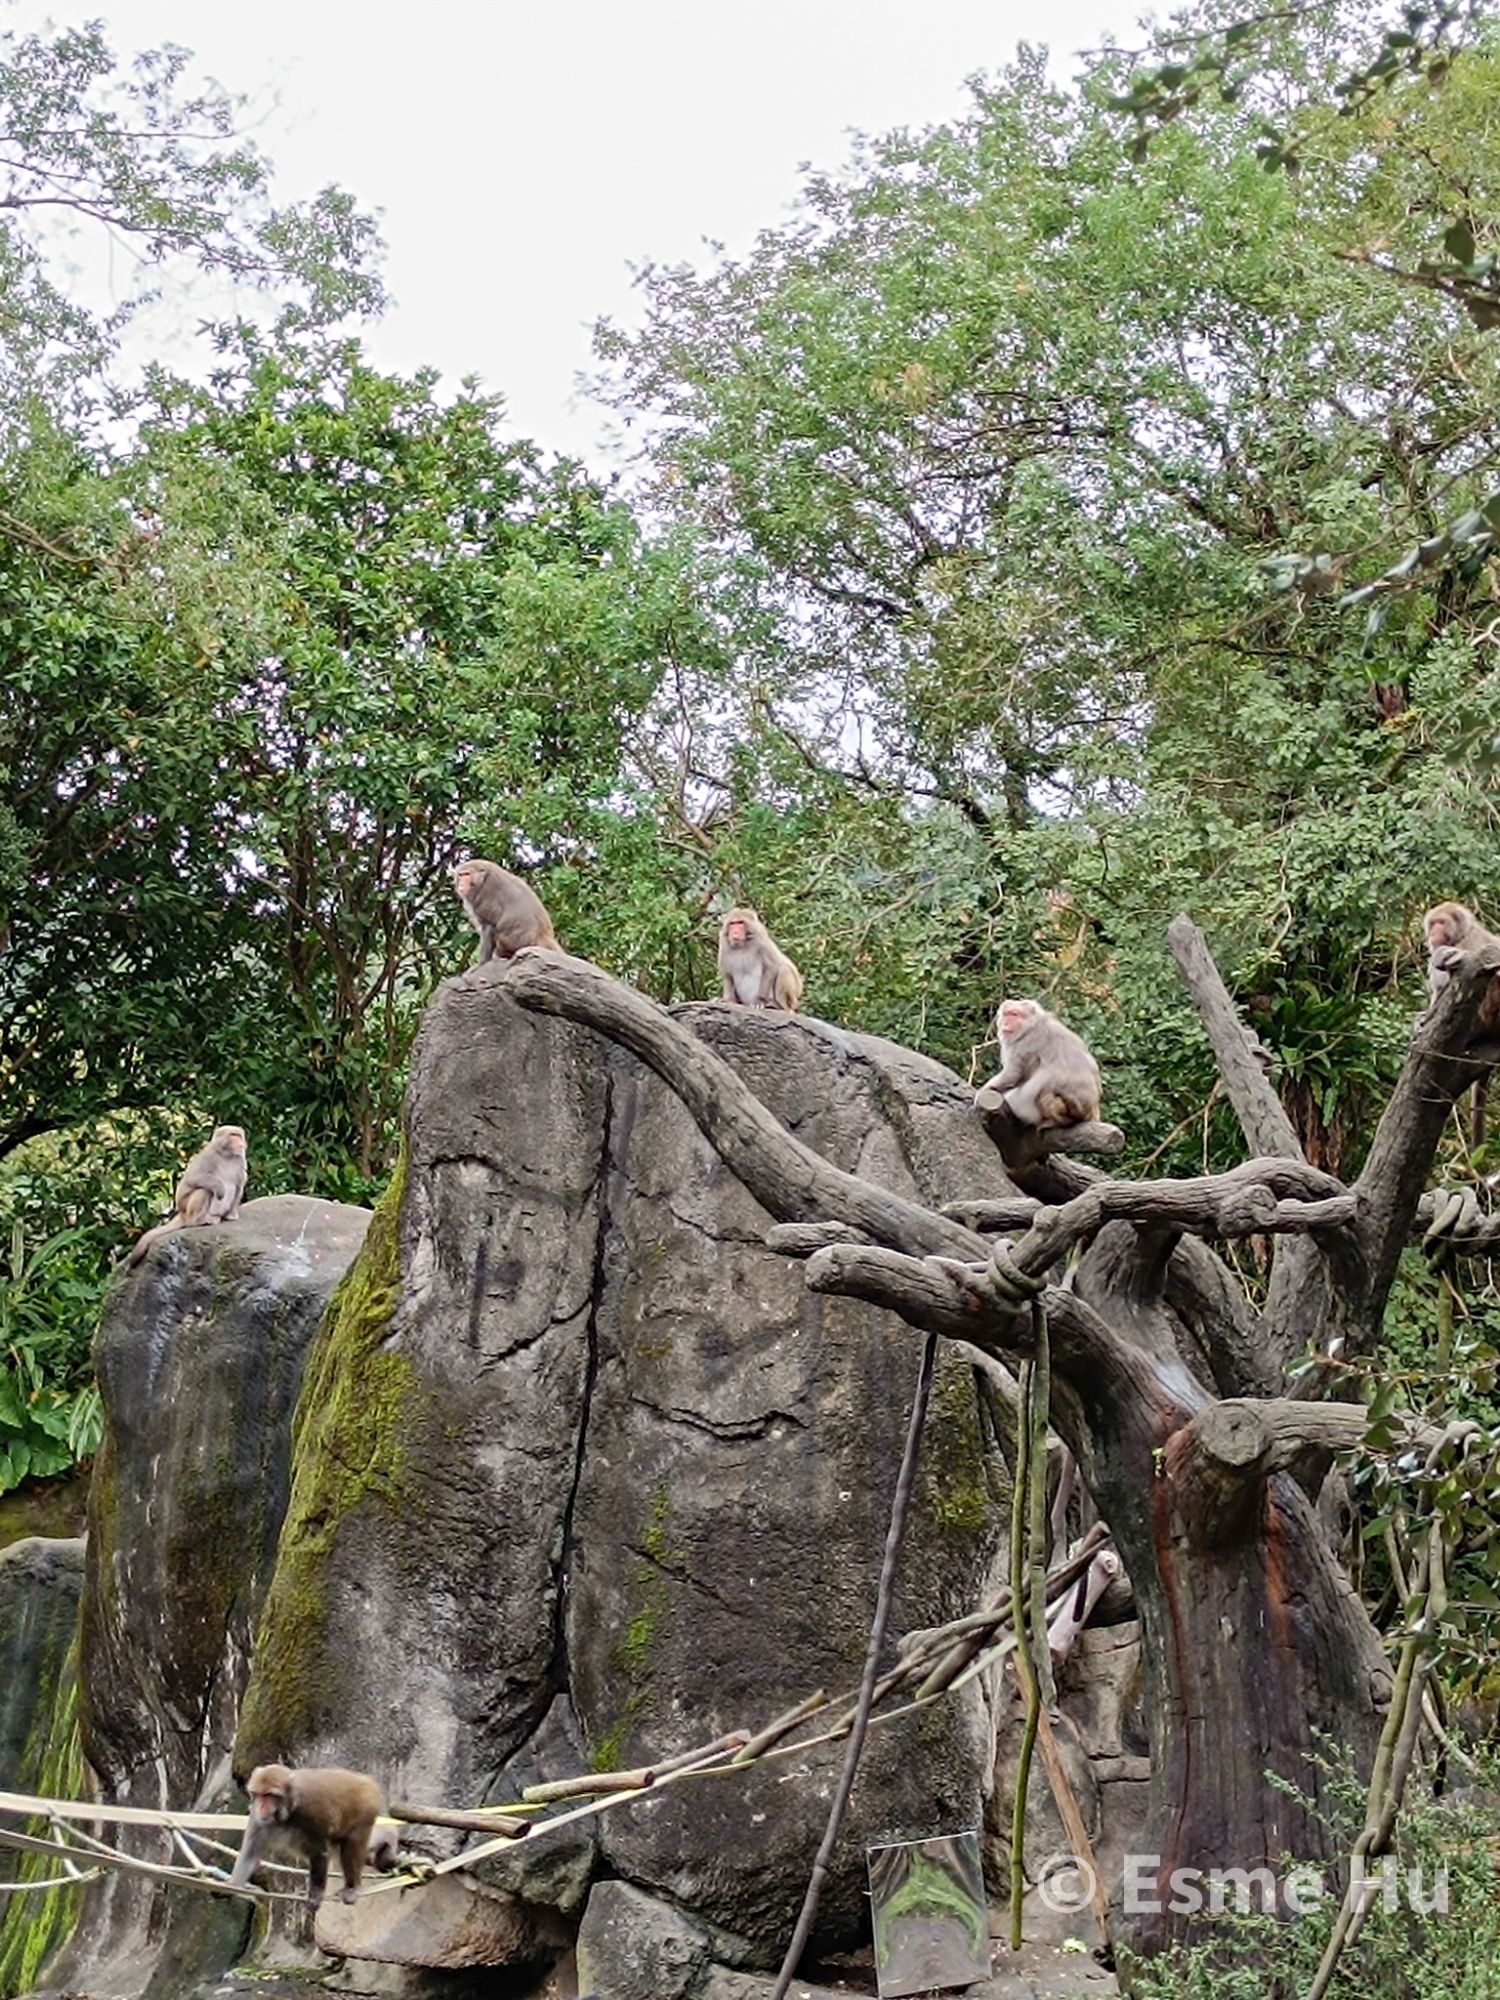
593,6,1500,1171
2,334,718,1190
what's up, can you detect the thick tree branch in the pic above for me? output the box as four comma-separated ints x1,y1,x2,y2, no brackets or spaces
500,953,988,1261
1163,1237,1279,1400
942,1197,1045,1232
804,1242,1009,1344
1355,941,1500,1319
1166,1398,1481,1544
1168,915,1370,1364
1182,1397,1478,1476
974,1096,1126,1165
949,1160,1348,1256
803,1239,1150,1379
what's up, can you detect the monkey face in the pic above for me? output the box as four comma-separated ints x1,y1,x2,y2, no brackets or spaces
1426,902,1474,951
998,999,1035,1036
245,1762,293,1822
454,866,473,899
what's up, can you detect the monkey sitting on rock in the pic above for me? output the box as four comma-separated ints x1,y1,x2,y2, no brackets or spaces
717,907,803,1012
125,1125,248,1268
454,857,559,964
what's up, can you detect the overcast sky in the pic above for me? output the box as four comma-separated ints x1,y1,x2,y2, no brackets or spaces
11,0,1143,463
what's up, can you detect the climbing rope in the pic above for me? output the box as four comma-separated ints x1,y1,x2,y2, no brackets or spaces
0,1525,1112,1908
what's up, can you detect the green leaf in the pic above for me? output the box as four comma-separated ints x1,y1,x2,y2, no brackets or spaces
1443,219,1477,264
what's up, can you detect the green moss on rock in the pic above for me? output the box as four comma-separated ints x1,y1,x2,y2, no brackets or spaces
0,1654,85,1993
591,1485,674,1770
235,1153,421,1761
921,1356,991,1537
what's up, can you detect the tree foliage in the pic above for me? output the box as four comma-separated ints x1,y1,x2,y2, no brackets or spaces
0,14,384,419
594,6,1500,1174
1,336,714,1194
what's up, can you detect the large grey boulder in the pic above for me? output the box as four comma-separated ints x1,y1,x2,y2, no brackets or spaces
83,1195,372,1799
574,1879,713,2000
238,977,1010,1967
42,1196,370,1999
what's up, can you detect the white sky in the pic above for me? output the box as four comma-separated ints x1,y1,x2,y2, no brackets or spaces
9,0,1144,464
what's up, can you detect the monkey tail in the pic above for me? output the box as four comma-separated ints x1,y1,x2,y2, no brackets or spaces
1036,1089,1089,1129
1474,1076,1489,1151
125,1214,184,1268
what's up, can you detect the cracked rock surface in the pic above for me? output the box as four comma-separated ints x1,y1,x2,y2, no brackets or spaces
23,977,1014,1995
246,972,1011,1964
40,1196,371,1999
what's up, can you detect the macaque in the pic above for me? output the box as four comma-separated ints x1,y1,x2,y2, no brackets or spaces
717,907,803,1012
126,1126,248,1268
228,1763,386,1910
454,858,559,964
1424,902,1500,1026
1423,901,1500,1143
978,998,1102,1129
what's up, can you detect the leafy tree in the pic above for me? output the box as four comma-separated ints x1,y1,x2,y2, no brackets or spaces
2,334,713,1196
0,419,249,1162
593,11,1500,1174
0,14,383,421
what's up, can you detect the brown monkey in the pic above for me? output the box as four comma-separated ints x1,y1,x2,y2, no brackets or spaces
977,998,1102,1129
717,907,803,1011
1423,901,1500,1143
1424,902,1500,1026
454,858,559,964
126,1125,248,1268
228,1763,386,1909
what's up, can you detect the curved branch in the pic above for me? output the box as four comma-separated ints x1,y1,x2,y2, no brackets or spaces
1356,940,1500,1315
986,1159,1351,1308
804,1242,1002,1342
803,1241,1146,1380
1412,1187,1500,1250
953,1159,1347,1251
499,953,988,1261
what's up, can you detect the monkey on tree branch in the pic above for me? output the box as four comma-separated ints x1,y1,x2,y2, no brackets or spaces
497,913,1500,1965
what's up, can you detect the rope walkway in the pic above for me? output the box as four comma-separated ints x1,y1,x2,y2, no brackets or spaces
0,1527,1110,1904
